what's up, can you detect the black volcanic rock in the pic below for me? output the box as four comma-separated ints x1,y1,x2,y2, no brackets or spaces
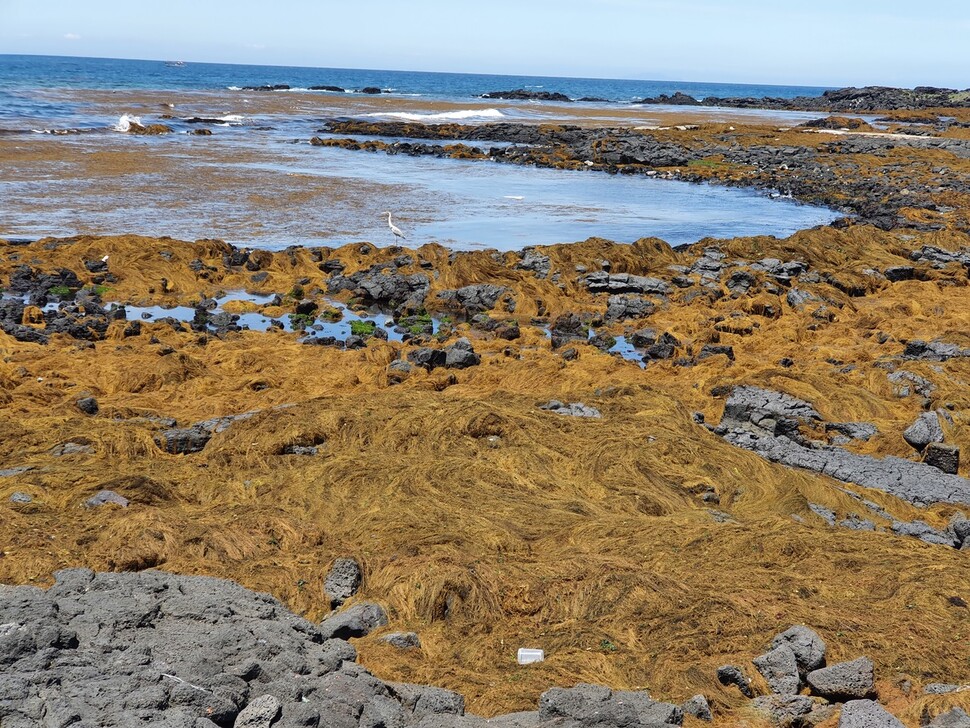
636,91,702,105
481,89,572,102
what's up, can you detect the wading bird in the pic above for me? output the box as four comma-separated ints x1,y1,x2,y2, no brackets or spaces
383,211,406,241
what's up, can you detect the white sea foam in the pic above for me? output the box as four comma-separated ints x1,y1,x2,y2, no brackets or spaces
113,114,141,132
362,108,505,122
227,86,242,91
216,114,245,123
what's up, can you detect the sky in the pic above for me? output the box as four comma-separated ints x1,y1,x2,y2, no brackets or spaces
2,0,969,88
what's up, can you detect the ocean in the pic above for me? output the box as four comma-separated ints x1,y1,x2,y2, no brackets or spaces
0,54,833,102
0,55,840,250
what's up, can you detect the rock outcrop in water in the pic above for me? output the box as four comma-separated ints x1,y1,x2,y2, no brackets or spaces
480,89,572,102
635,85,970,111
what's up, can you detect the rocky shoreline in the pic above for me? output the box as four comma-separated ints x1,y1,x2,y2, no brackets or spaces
2,568,967,727
316,119,970,232
228,84,970,112
634,85,970,112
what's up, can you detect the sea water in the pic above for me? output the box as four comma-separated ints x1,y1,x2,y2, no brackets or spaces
0,55,842,250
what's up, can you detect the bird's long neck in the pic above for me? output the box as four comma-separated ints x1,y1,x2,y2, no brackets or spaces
386,212,392,223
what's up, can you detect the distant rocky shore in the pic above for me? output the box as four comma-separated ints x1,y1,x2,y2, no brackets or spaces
472,86,970,111
634,85,970,112
227,82,970,111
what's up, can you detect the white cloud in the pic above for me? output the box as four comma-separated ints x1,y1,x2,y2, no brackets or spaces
64,33,81,40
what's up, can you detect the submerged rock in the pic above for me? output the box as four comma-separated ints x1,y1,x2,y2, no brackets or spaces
84,489,129,508
381,632,422,649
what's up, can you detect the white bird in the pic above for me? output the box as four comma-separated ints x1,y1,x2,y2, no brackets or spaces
382,211,406,241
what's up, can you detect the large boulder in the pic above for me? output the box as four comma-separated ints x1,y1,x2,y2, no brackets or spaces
437,285,507,316
771,625,827,674
319,601,389,640
837,699,904,728
324,557,362,609
751,694,832,727
583,272,672,296
605,294,655,322
718,386,821,445
445,338,481,369
408,347,448,371
902,412,944,452
0,568,361,726
328,265,430,312
927,708,970,727
806,657,875,700
925,443,960,474
681,694,712,721
716,665,753,698
538,683,683,726
234,694,282,728
752,643,800,695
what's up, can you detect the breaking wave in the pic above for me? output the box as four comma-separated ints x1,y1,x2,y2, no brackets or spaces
113,114,141,132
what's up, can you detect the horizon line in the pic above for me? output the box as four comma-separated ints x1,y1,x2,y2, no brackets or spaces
0,52,868,91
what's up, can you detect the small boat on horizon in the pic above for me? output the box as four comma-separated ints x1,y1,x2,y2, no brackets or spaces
164,61,186,68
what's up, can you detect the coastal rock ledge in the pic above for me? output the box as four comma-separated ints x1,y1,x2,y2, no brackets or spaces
1,570,962,727
0,569,688,727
